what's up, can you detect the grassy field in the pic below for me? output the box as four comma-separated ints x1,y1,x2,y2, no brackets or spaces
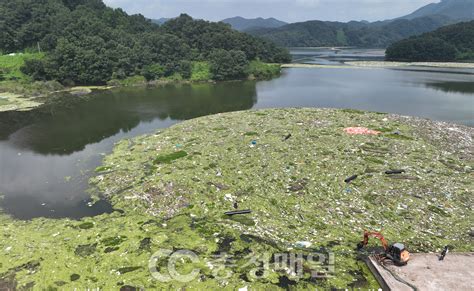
0,53,66,99
0,53,44,81
246,60,281,79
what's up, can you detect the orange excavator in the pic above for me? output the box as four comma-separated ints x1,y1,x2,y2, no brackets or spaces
357,231,410,266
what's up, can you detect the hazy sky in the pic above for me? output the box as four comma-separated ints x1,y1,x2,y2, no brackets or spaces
102,0,439,23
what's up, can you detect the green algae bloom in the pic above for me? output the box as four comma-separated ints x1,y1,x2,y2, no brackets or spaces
1,108,472,290
154,150,188,164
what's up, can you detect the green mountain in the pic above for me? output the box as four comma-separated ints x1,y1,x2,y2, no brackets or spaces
249,0,474,48
221,16,287,32
386,20,474,61
0,0,289,84
399,0,474,21
249,15,454,48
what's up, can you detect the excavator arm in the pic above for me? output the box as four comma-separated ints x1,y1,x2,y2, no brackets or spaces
358,230,389,251
357,230,410,265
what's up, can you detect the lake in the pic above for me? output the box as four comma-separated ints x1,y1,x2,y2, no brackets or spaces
1,49,473,219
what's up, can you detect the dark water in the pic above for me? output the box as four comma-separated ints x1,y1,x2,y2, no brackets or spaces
1,54,473,219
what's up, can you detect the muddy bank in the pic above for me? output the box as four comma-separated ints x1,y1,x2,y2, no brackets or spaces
1,108,472,289
0,85,115,113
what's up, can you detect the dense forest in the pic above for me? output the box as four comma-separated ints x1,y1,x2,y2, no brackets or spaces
249,15,457,48
0,0,290,85
386,21,474,62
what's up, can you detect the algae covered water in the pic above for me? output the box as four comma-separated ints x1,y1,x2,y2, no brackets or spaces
0,64,473,219
1,108,472,290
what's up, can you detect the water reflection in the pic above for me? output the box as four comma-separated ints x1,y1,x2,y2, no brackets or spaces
254,68,474,126
0,82,257,219
425,81,474,95
2,82,257,155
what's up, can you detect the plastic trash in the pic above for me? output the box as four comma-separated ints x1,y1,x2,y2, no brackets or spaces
295,241,312,248
344,175,358,183
225,210,252,216
385,170,406,175
344,127,381,135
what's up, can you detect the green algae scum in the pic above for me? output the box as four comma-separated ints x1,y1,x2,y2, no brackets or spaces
1,108,473,290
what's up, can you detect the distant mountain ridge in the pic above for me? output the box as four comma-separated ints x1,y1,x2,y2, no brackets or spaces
221,16,287,31
249,0,474,48
399,0,474,21
249,15,454,48
151,18,171,25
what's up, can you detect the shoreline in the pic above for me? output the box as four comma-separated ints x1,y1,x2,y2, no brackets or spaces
283,61,474,70
0,73,276,113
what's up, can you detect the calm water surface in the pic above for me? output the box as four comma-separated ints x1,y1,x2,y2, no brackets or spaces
1,50,473,219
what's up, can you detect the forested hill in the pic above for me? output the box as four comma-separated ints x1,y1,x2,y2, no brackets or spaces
386,21,474,62
249,0,474,48
399,0,474,21
221,17,288,32
0,0,290,85
248,15,455,48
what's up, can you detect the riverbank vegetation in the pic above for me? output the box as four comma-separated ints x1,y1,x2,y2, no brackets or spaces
0,53,65,97
0,0,290,87
386,21,474,62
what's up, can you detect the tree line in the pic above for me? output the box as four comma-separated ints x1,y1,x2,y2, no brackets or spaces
0,0,290,85
385,21,474,62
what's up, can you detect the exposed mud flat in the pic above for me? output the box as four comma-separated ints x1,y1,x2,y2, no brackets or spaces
1,108,472,289
0,86,114,112
346,61,474,69
283,62,474,70
0,93,43,112
67,86,114,96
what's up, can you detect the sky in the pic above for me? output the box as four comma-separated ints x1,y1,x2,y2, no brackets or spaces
102,0,439,23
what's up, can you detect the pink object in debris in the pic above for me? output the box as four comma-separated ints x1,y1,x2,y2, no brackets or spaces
344,127,381,135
